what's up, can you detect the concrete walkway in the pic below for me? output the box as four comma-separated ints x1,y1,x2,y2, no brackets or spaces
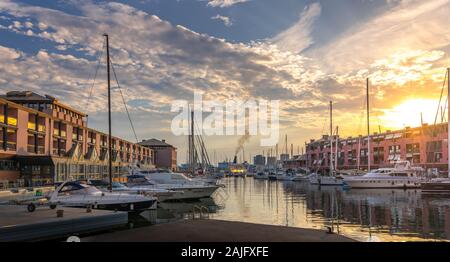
83,219,356,242
0,205,127,241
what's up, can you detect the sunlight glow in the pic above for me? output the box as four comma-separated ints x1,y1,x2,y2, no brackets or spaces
378,99,443,130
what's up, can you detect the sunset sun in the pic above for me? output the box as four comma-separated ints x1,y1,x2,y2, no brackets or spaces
379,98,442,129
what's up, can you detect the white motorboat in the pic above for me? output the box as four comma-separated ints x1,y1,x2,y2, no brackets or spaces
254,171,268,180
276,171,295,181
309,173,344,186
291,173,312,182
127,171,220,200
344,161,424,189
86,180,176,202
48,181,157,211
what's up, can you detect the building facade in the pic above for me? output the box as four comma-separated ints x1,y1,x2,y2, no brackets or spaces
138,138,177,171
0,91,154,188
303,123,448,172
253,154,266,166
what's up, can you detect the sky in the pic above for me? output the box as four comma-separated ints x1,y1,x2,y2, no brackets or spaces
0,0,449,164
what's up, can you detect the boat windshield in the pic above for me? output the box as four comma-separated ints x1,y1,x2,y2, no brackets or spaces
112,182,128,189
58,183,102,195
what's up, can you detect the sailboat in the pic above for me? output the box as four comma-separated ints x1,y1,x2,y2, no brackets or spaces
51,34,157,210
309,101,344,186
421,68,450,194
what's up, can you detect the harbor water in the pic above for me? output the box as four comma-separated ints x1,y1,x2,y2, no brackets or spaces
158,177,450,242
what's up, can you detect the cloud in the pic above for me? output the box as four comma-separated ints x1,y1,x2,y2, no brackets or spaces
206,0,249,8
211,14,232,26
1,0,449,161
309,0,450,74
271,3,321,54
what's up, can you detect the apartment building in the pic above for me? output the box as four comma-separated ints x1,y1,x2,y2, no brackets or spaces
303,123,448,172
138,138,177,171
0,91,154,188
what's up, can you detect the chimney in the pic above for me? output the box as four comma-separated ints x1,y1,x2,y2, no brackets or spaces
162,139,166,143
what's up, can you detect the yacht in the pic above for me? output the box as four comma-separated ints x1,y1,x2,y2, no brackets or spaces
309,173,344,186
86,179,176,202
344,161,424,189
292,173,313,182
48,181,157,212
128,169,220,200
276,171,295,181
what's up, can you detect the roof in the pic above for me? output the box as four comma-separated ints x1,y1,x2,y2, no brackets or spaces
1,91,54,103
1,90,87,117
138,138,173,147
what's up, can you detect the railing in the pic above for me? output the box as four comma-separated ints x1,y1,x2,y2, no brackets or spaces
191,205,210,219
6,142,16,151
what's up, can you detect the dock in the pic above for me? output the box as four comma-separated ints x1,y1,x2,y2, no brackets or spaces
0,205,128,241
83,219,356,242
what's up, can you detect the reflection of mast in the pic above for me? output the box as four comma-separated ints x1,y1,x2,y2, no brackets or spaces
447,68,450,179
330,101,333,175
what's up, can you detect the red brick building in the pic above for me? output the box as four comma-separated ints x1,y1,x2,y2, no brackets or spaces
303,123,448,172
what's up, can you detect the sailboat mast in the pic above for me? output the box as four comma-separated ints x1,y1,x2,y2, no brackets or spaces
447,68,449,178
367,78,371,172
191,110,195,175
104,33,113,192
335,126,339,170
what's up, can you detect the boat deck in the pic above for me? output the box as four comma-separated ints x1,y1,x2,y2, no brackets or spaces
0,205,128,241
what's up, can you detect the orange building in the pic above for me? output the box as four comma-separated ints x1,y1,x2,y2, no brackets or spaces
0,91,154,188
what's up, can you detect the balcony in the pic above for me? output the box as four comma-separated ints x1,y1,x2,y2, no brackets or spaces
38,125,45,132
6,142,16,151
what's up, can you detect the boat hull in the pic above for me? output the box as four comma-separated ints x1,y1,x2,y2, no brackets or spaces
421,182,450,194
344,178,421,189
162,186,219,201
53,199,157,212
309,176,344,186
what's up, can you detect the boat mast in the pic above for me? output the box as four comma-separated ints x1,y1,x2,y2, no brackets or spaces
103,34,113,192
366,78,371,172
330,100,333,175
335,126,339,170
190,109,195,175
447,68,450,179
357,136,361,170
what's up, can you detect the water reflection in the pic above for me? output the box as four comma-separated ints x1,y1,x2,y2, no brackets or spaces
206,177,450,241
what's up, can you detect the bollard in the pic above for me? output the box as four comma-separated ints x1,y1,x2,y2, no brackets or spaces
56,209,64,218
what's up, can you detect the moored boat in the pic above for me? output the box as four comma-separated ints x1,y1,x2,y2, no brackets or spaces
48,181,157,211
344,161,424,189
